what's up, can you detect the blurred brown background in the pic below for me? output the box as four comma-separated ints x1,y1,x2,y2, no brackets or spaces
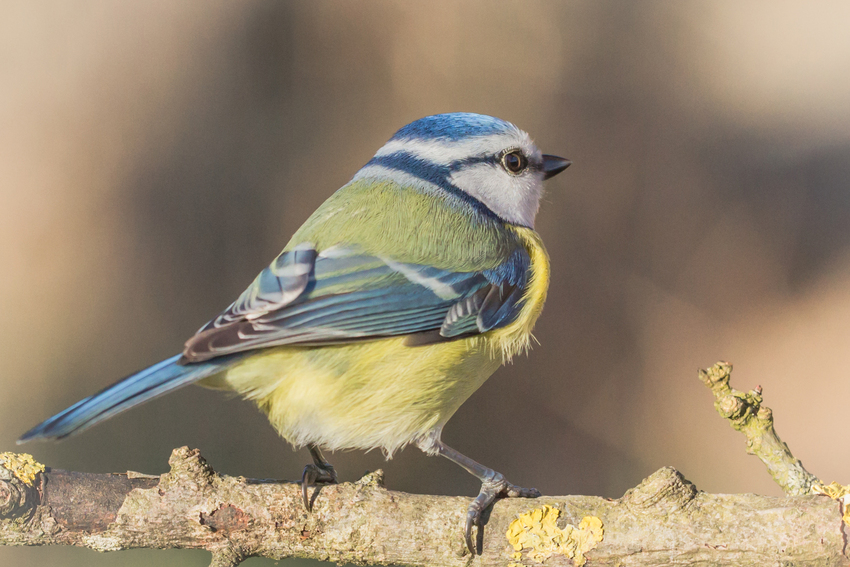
3,1,850,565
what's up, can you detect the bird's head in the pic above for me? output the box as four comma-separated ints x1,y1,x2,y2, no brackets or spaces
353,113,570,228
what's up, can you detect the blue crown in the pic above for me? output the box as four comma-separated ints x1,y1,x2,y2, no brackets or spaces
391,113,515,142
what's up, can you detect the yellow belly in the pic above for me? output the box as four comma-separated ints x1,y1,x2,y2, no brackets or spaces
202,227,550,455
214,335,499,454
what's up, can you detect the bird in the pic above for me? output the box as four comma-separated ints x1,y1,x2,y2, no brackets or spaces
19,112,570,553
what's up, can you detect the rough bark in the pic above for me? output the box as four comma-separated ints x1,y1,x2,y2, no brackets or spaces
2,361,848,566
0,447,846,566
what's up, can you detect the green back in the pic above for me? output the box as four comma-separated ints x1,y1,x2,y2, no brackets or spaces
284,179,520,271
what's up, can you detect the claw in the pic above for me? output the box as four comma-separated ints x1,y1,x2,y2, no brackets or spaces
301,465,316,511
464,474,541,555
464,515,476,555
300,445,338,512
464,494,486,555
300,462,337,511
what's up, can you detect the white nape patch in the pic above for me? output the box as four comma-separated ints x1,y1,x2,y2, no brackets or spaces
374,132,524,165
351,164,444,195
449,162,543,228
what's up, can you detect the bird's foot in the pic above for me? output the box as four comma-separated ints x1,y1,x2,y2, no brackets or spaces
301,461,338,512
465,473,541,554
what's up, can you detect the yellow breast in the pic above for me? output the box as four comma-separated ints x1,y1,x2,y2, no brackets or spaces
208,226,550,455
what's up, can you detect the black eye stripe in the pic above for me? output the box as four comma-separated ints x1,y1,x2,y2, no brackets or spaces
447,150,533,174
447,154,500,171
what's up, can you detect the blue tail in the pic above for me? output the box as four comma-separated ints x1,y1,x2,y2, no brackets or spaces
18,354,241,443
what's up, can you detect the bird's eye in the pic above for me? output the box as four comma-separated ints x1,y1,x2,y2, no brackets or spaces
501,150,528,174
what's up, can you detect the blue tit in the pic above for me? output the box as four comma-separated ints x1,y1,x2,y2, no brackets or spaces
19,112,570,553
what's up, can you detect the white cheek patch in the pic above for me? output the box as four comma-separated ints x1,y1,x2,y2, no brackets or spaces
449,164,543,228
360,127,545,227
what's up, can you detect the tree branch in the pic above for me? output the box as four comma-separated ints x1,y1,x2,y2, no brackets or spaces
698,361,821,495
0,446,845,566
2,361,848,565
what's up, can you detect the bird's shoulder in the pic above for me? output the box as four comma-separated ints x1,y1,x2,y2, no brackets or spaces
285,179,524,270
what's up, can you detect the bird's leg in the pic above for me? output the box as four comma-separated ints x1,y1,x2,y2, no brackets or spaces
432,440,541,554
301,444,338,511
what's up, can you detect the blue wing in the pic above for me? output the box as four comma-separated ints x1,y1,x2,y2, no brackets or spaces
19,242,530,442
182,242,531,361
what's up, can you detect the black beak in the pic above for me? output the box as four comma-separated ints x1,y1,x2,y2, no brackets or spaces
542,154,571,180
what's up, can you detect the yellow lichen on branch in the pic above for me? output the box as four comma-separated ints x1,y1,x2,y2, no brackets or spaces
0,453,44,486
506,504,603,567
811,482,850,525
